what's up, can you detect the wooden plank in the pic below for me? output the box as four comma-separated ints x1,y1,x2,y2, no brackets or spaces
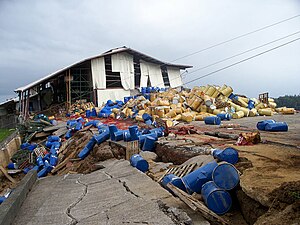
126,140,139,160
181,163,197,178
179,164,191,178
0,166,17,184
167,183,229,225
43,123,66,132
53,127,68,137
35,132,50,138
177,165,188,177
157,168,171,183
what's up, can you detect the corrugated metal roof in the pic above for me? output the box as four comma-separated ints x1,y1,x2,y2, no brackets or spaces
15,47,192,92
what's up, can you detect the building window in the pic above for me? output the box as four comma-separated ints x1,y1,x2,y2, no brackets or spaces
133,56,141,88
105,56,122,88
161,66,170,87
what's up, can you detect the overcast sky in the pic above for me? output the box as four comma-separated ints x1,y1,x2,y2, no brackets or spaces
0,0,299,102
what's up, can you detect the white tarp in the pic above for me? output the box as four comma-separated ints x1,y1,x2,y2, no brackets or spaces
140,60,149,87
167,67,183,87
111,53,134,90
140,60,165,88
91,57,106,89
97,89,130,105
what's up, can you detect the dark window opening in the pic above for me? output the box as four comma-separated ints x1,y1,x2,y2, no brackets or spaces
133,56,141,88
147,76,151,87
105,55,122,88
161,66,170,87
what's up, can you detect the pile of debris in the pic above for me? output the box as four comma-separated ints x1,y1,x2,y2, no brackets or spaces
97,85,296,126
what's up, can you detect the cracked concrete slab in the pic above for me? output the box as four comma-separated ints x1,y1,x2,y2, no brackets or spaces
12,159,209,225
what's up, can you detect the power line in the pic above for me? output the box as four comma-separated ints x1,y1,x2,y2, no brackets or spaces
171,14,300,62
182,36,300,86
106,14,300,88
180,30,300,77
153,30,300,87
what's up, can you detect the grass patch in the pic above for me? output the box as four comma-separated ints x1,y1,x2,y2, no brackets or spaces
0,129,15,143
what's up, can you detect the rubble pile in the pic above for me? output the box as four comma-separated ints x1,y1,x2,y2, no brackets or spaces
100,85,296,126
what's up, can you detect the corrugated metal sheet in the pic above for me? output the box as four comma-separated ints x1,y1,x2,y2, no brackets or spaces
15,47,192,92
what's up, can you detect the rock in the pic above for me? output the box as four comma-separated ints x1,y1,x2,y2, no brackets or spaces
156,140,206,165
140,151,158,161
92,144,114,161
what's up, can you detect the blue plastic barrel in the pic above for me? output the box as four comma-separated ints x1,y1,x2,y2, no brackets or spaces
182,161,218,194
91,108,97,117
265,122,288,132
48,135,60,142
7,163,18,169
204,116,221,125
36,156,44,167
129,125,139,141
139,133,158,148
217,113,232,121
142,113,152,121
86,109,91,118
43,153,50,162
228,93,235,100
78,136,97,159
248,100,255,109
212,162,240,190
212,148,239,164
161,174,187,192
130,154,149,172
201,181,232,215
20,142,30,150
123,130,132,142
107,100,114,106
141,87,147,95
109,124,118,141
65,130,73,139
114,130,125,141
50,155,58,166
149,128,164,137
94,130,110,144
0,196,7,204
146,87,151,93
142,136,156,151
256,120,276,131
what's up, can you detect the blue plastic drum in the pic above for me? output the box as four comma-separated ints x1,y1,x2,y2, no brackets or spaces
161,174,186,192
212,162,240,190
142,136,156,151
256,120,276,131
212,147,239,164
265,122,288,132
182,161,218,194
130,154,149,172
204,116,221,125
129,125,139,141
201,181,232,215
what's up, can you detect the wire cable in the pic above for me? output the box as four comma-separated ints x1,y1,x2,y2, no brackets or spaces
171,14,300,62
106,14,300,88
183,36,300,86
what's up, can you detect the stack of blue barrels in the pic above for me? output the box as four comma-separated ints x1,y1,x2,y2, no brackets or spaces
161,147,240,215
139,87,167,100
36,135,62,178
98,100,124,118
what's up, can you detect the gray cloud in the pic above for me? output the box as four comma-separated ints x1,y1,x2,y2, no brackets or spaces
0,0,299,102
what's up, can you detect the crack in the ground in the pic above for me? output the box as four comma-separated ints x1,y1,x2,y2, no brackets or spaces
65,178,88,225
104,171,140,198
122,222,149,224
120,180,140,198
